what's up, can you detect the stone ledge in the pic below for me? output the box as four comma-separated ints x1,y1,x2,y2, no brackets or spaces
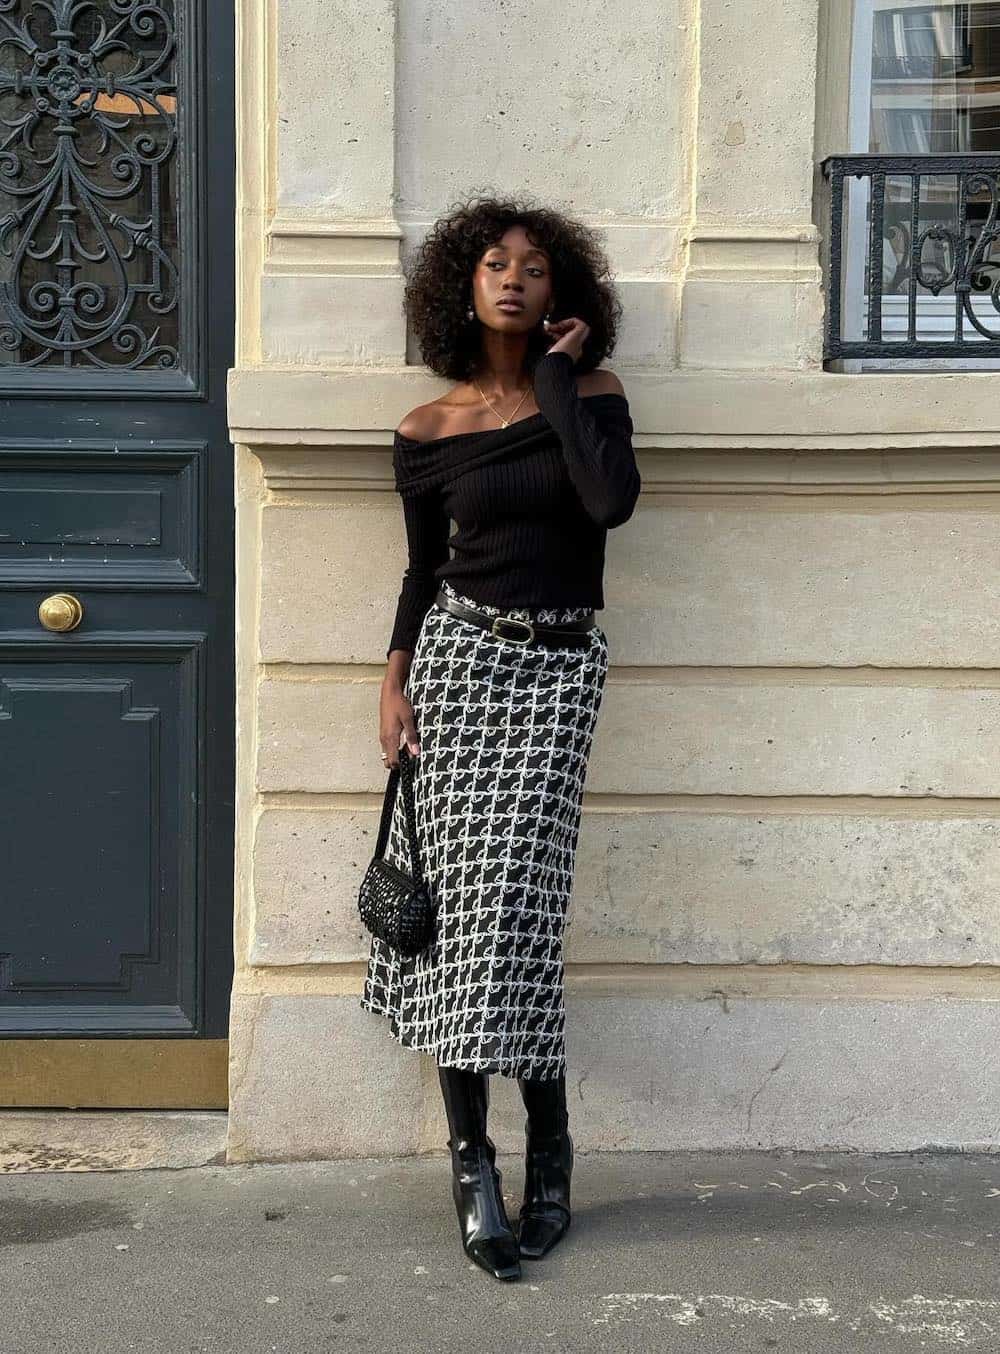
229,364,1000,449
232,961,1000,1000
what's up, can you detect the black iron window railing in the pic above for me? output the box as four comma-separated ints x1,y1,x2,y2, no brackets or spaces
823,153,1000,362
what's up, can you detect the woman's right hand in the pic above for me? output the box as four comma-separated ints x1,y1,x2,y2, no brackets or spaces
380,678,420,769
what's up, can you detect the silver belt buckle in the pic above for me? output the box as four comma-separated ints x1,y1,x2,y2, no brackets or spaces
490,615,535,645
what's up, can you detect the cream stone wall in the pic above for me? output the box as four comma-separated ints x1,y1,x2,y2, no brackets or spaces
226,0,1000,1162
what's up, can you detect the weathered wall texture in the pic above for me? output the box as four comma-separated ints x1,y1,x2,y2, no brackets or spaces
226,0,1000,1161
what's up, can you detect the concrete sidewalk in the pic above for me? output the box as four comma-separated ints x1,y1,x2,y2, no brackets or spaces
2,1149,999,1353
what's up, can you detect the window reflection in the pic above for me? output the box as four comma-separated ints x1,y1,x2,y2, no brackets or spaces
870,1,1000,152
854,1,1000,327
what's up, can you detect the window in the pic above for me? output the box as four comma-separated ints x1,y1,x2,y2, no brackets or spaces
837,1,1000,364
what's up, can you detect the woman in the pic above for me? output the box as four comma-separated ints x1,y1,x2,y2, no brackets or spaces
360,192,640,1282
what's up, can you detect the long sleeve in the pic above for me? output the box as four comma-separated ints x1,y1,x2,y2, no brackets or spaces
532,350,641,528
386,483,451,658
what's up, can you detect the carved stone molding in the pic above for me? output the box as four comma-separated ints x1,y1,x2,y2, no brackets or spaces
264,215,403,276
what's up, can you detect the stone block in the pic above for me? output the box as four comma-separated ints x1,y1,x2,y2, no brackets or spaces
258,674,1000,797
608,496,1000,666
260,499,404,665
226,992,1000,1158
250,806,1000,968
568,810,1000,966
252,808,374,965
227,994,431,1161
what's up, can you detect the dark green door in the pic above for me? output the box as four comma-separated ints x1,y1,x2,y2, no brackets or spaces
0,0,234,1106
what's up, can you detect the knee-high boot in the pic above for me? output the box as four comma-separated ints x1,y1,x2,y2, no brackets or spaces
437,1065,521,1282
516,1073,573,1258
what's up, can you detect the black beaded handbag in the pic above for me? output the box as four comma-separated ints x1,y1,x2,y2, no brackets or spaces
357,745,435,957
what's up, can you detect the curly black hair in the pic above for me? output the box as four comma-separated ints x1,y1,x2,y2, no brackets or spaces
402,189,622,382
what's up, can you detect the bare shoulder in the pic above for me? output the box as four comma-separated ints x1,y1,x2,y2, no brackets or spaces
576,367,625,398
396,402,444,443
397,387,475,442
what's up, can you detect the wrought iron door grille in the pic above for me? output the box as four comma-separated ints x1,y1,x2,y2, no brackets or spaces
823,153,1000,362
0,0,182,374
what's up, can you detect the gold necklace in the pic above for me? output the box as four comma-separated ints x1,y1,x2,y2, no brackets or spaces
474,379,533,428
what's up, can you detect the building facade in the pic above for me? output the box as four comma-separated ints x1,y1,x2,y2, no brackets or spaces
224,0,1000,1159
3,0,999,1158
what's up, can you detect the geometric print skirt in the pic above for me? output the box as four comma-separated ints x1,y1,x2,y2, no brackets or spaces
360,578,610,1080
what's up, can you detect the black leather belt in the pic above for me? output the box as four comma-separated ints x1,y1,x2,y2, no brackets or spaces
433,589,595,649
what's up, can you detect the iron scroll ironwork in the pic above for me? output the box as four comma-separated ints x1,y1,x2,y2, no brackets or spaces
0,0,182,374
823,153,1000,362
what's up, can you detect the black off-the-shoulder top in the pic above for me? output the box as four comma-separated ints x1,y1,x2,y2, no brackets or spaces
386,349,641,658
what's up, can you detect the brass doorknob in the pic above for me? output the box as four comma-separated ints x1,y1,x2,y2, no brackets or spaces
38,593,84,632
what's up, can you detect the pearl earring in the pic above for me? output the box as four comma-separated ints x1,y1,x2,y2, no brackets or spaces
466,306,475,321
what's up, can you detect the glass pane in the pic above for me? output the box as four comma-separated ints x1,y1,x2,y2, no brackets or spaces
844,2,1000,349
0,0,180,371
869,2,1000,153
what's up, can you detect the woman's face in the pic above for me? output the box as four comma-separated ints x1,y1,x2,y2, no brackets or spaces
470,225,553,334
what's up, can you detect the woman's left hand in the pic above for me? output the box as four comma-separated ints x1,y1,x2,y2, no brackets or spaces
544,316,589,364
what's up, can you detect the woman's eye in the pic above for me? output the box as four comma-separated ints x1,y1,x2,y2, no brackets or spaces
485,260,544,276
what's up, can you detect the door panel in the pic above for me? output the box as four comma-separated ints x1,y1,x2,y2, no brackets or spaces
1,641,201,1029
0,443,204,586
0,0,233,1104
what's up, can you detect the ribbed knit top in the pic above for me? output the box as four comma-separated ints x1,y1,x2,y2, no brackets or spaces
386,349,641,658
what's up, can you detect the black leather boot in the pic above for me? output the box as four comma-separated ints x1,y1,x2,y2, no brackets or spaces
516,1073,573,1259
437,1066,521,1282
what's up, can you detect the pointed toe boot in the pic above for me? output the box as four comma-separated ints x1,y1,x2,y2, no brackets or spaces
516,1073,573,1260
438,1066,521,1282
449,1152,522,1281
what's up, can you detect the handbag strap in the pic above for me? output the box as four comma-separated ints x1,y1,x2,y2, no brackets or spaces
373,747,424,884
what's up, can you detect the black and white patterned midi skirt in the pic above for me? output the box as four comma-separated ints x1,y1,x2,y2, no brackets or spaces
360,579,610,1080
